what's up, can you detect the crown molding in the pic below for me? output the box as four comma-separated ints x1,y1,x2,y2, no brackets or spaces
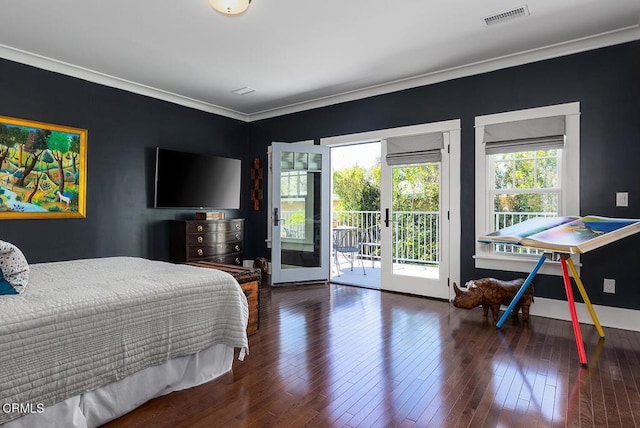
0,43,249,122
247,24,640,122
1,24,638,123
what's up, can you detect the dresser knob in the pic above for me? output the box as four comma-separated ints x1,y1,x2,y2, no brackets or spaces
235,233,240,240
197,236,204,243
235,224,240,230
235,244,240,251
197,248,204,256
196,225,203,232
234,258,240,265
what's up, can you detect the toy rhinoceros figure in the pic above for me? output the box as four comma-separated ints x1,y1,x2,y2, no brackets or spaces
452,278,533,323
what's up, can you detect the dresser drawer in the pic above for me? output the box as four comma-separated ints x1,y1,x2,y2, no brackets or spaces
187,243,243,259
188,252,242,265
209,253,243,265
189,241,242,253
186,220,243,234
187,230,243,245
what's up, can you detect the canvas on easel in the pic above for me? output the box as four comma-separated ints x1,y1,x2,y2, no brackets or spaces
479,215,640,253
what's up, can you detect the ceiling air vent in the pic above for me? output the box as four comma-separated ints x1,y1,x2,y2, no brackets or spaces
232,86,256,96
483,5,530,26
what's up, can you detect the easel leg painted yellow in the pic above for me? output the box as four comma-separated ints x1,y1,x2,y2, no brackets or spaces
566,257,605,338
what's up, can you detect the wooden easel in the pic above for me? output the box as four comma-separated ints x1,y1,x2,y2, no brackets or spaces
495,251,605,366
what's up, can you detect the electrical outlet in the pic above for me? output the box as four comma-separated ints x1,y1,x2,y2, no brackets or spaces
603,278,615,294
616,192,628,207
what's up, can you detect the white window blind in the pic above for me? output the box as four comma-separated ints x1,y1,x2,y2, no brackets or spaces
386,132,443,165
483,116,565,154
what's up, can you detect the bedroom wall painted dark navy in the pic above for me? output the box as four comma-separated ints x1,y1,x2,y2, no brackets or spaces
247,40,640,310
0,58,249,263
0,41,638,310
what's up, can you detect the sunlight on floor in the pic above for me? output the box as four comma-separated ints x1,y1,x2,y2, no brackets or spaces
331,258,439,289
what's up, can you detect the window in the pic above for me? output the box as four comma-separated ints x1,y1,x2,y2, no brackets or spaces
281,170,308,198
278,151,322,241
280,171,308,239
266,140,315,247
475,102,580,275
491,146,560,256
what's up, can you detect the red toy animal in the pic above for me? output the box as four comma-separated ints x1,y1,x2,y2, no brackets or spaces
452,278,533,323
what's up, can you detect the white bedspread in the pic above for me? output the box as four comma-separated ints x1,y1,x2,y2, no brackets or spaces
0,257,248,425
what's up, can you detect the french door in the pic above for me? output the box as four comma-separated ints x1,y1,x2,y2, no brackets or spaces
379,132,451,299
270,142,331,284
320,119,460,297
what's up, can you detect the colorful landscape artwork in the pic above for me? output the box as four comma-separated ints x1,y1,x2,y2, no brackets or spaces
0,115,87,219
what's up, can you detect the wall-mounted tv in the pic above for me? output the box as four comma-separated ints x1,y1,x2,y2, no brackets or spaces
154,148,241,209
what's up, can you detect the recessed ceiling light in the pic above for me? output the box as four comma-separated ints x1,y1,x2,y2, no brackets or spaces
232,86,256,95
483,5,530,26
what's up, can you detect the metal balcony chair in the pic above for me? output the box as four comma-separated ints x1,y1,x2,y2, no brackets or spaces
333,226,366,275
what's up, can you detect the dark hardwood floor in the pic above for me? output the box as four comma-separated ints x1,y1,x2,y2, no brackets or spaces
104,283,640,427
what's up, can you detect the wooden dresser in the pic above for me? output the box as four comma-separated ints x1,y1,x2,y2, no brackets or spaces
169,219,244,265
187,261,260,335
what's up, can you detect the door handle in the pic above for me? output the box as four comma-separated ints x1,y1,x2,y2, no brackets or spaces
273,208,280,226
384,208,390,227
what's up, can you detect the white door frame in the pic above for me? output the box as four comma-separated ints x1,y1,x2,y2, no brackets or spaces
320,120,461,299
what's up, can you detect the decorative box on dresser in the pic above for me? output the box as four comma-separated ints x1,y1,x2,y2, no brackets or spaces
169,219,244,265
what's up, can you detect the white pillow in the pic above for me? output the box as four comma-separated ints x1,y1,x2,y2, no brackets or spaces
0,240,29,295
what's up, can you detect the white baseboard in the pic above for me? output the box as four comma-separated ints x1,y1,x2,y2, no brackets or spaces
530,297,639,332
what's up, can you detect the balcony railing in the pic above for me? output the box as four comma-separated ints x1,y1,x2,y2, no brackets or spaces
335,210,440,265
282,210,555,263
493,211,557,255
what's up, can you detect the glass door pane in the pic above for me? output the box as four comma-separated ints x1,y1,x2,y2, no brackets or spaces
380,141,449,299
391,162,440,279
271,143,330,284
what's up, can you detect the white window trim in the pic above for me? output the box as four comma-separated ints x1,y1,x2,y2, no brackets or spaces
474,102,580,276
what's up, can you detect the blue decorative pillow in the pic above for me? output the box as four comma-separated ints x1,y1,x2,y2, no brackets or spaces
0,240,29,295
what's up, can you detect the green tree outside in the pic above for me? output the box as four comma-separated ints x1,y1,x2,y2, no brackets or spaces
333,160,441,264
493,149,559,230
333,165,380,212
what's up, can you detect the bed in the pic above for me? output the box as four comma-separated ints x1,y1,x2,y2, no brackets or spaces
0,256,249,427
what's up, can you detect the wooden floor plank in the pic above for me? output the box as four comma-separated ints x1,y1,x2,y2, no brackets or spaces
104,283,640,428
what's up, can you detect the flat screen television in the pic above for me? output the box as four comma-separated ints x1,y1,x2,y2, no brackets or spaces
154,148,241,209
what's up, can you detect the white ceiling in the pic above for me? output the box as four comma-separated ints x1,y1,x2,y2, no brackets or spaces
0,0,639,122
